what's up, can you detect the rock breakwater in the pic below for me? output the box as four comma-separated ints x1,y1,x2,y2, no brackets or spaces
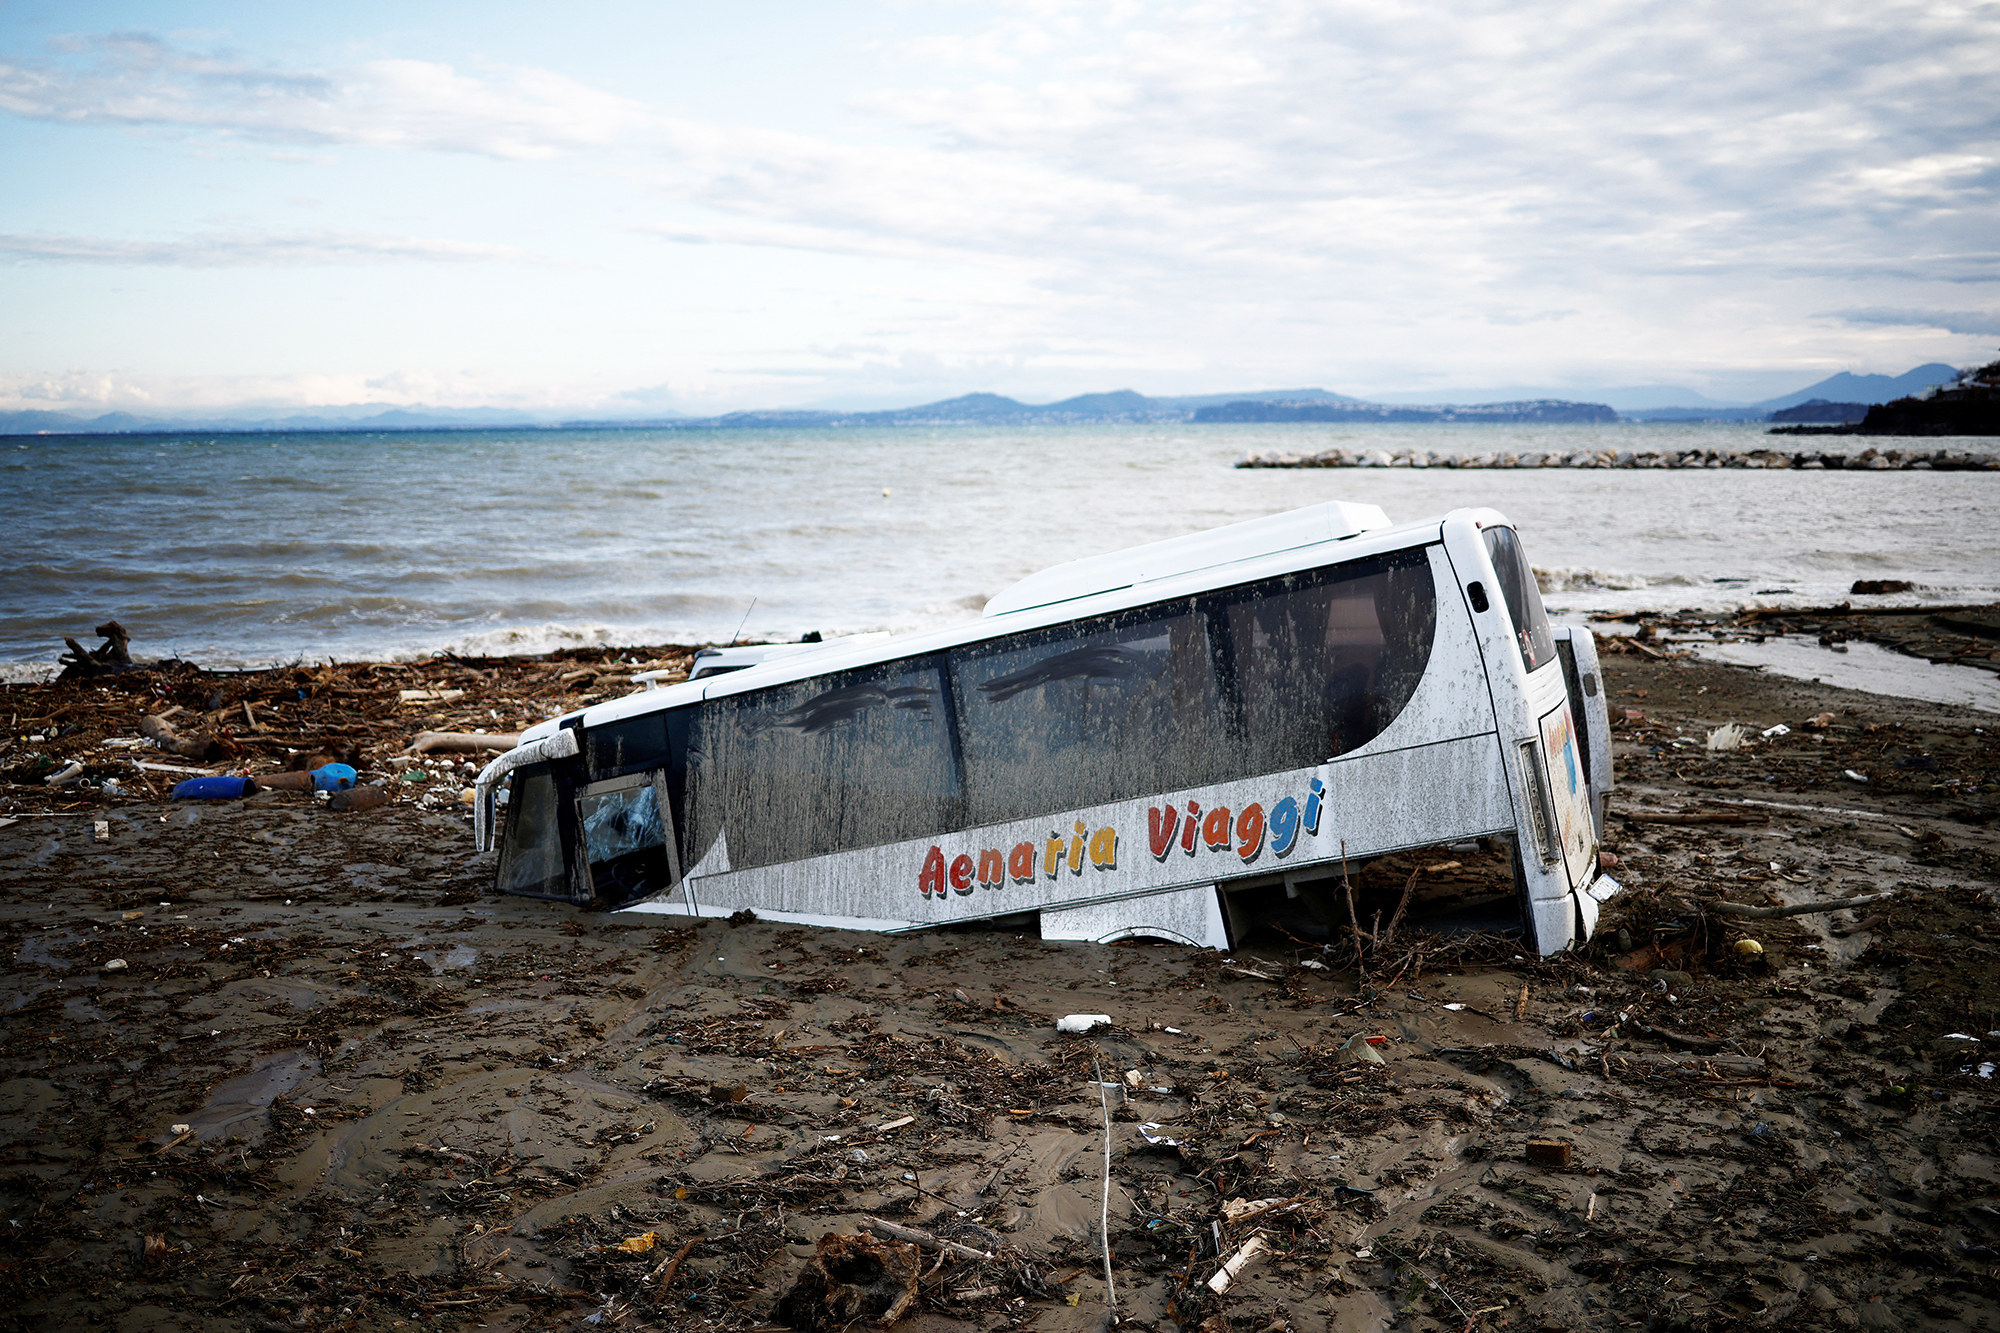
1236,444,1999,470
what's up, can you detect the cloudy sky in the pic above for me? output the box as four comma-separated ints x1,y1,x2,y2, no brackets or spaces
2,0,1996,416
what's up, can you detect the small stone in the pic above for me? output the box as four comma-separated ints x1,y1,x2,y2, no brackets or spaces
102,958,129,973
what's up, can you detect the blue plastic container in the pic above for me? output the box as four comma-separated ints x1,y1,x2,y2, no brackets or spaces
311,763,357,792
171,776,258,800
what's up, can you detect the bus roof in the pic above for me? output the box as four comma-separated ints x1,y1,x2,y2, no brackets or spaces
519,503,1482,745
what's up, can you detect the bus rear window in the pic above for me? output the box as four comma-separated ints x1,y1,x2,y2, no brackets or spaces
1482,526,1555,673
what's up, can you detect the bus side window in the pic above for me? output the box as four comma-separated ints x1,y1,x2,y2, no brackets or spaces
686,658,960,872
1225,550,1437,765
949,606,1232,826
1481,526,1556,672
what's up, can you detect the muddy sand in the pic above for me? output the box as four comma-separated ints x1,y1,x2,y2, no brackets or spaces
2,645,1997,1332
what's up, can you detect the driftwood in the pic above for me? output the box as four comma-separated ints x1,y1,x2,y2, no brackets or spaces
1710,889,1899,919
404,731,522,756
1629,1019,1726,1051
139,714,225,761
1625,810,1767,825
1606,1051,1767,1076
858,1217,992,1261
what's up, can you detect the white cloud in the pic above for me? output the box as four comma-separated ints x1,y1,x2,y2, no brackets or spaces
0,229,535,265
1836,307,2000,337
3,5,1997,401
0,33,653,158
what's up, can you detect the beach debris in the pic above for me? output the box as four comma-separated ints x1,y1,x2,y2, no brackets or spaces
1339,1034,1386,1065
1056,1013,1112,1033
1221,1196,1302,1225
1525,1139,1572,1168
404,730,522,755
43,760,85,787
102,958,129,973
606,1230,661,1253
1705,723,1751,751
1761,723,1791,737
253,763,357,793
1804,712,1837,729
1137,1123,1183,1148
93,819,110,842
171,775,259,801
397,688,466,705
859,1216,993,1261
1207,1233,1269,1294
326,786,388,812
1734,938,1766,955
776,1231,922,1330
1844,769,1869,782
57,620,135,679
139,714,228,761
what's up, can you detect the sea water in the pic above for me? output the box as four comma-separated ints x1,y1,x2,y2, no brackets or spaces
3,420,1996,674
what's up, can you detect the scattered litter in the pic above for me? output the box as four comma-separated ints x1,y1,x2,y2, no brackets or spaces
874,1115,914,1132
1339,1035,1385,1065
1734,938,1765,956
171,776,258,801
1761,723,1791,737
1087,1080,1127,1108
1299,958,1328,970
1221,1196,1300,1225
327,786,388,812
1844,769,1869,783
1207,1233,1269,1294
1972,1063,1995,1080
42,761,85,787
1057,1014,1112,1033
607,1231,661,1253
93,820,109,843
170,1123,191,1135
1138,1123,1183,1148
1443,1002,1467,1011
1705,723,1751,751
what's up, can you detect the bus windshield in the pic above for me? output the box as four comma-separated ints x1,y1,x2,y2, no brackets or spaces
1483,526,1556,672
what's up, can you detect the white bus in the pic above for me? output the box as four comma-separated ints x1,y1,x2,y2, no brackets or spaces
474,501,1617,954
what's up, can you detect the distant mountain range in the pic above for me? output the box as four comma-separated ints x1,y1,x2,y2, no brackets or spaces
0,364,1967,436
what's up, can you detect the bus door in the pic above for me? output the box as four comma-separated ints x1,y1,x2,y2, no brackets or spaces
575,770,681,907
1535,699,1599,890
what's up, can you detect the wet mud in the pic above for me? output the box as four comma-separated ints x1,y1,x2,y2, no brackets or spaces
2,651,1997,1331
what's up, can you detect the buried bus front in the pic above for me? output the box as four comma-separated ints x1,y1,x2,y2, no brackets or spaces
479,505,1615,953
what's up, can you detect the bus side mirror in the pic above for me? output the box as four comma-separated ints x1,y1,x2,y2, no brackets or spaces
1467,581,1489,613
